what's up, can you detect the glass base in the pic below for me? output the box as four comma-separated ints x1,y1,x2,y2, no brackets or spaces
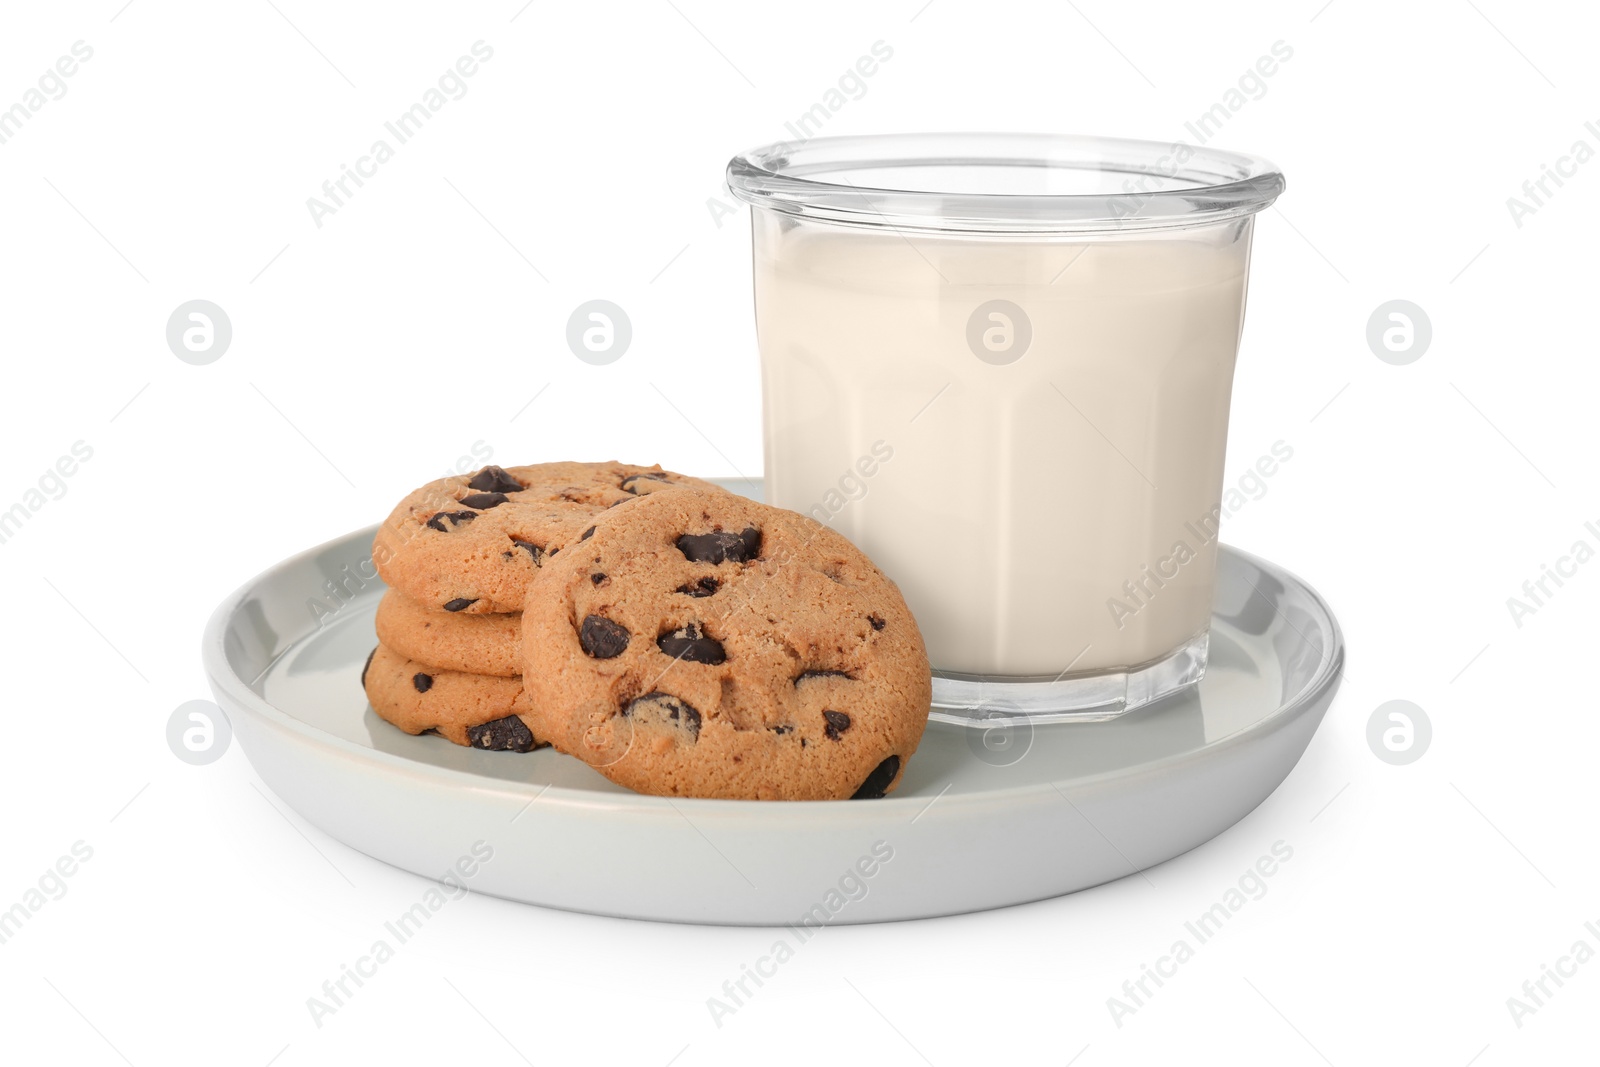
929,631,1209,727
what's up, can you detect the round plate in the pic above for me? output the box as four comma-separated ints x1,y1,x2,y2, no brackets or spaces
203,484,1342,925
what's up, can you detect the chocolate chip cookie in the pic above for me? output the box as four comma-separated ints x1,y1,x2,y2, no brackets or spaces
520,487,931,800
362,643,545,752
374,589,521,677
373,463,720,614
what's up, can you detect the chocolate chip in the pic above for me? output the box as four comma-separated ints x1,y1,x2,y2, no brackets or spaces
620,472,671,493
443,598,478,612
740,527,762,559
426,510,476,532
468,715,540,752
868,614,886,631
623,691,701,742
591,573,607,585
771,725,793,735
412,672,433,693
467,465,523,494
823,710,852,741
851,755,900,799
657,623,725,665
796,669,851,685
676,577,719,598
579,615,630,658
675,526,762,564
459,492,509,510
360,646,376,689
510,539,546,565
677,532,736,563
579,525,596,542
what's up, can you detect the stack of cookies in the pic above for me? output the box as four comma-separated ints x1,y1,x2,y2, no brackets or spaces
365,462,715,751
364,461,932,800
365,593,532,750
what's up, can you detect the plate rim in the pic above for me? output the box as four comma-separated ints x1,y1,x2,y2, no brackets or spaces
203,522,1344,813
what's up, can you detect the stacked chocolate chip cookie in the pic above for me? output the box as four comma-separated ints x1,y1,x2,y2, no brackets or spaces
363,462,933,799
365,462,716,751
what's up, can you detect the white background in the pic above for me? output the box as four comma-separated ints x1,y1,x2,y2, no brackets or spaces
2,0,1597,1063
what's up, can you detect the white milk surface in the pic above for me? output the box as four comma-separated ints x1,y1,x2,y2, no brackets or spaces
754,216,1252,676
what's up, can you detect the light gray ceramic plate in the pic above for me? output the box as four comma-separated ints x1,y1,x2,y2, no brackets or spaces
203,481,1342,925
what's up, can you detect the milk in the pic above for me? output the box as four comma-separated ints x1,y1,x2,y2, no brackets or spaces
753,214,1252,677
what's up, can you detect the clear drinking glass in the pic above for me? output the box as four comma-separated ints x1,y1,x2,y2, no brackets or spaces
726,134,1284,724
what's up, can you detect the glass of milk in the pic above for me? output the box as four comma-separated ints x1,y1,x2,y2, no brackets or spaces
727,134,1284,724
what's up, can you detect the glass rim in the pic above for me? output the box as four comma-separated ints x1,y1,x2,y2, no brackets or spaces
726,133,1285,235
